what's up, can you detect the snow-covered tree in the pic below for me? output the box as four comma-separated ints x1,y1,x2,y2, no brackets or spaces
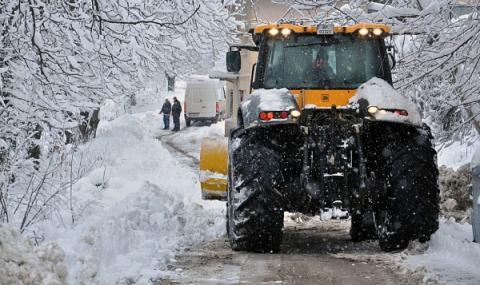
390,1,480,146
0,0,237,229
269,0,480,145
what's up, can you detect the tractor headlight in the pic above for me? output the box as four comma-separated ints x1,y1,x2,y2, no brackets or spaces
358,28,369,36
373,28,383,36
367,106,379,114
290,110,301,118
269,28,279,36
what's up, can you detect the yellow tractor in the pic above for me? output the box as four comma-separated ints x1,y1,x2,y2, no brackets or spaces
200,22,439,252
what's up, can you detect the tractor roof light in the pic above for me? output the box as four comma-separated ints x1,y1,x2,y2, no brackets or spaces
373,28,383,36
358,28,369,36
269,28,279,36
367,106,379,114
281,28,292,37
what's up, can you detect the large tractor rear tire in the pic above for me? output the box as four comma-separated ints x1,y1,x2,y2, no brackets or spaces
227,132,284,253
377,126,439,252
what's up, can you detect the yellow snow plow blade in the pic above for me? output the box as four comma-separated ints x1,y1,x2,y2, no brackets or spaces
199,137,228,200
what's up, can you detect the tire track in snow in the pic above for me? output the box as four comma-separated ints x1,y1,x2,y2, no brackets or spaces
157,130,200,169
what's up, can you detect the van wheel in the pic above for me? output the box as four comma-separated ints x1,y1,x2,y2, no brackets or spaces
186,118,191,127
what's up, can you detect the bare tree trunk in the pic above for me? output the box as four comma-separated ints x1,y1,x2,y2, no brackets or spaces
166,72,175,92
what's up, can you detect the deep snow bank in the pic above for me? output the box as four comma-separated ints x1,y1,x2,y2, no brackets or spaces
402,218,480,285
37,110,225,284
167,121,225,159
0,224,68,285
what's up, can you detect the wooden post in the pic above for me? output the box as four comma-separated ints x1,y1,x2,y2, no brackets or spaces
473,147,480,243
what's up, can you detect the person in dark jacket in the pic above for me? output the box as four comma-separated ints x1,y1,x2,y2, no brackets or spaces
159,98,172,130
171,97,182,131
312,49,335,83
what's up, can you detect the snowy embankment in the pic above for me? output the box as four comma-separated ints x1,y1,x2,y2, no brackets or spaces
0,225,68,285
401,139,480,284
401,218,480,285
34,91,225,284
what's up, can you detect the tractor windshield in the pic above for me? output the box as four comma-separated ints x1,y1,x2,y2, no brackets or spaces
262,34,390,89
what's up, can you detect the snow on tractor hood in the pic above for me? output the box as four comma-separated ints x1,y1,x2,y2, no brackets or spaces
240,88,299,128
349,77,423,127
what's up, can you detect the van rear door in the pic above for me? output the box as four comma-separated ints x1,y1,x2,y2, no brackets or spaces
186,83,216,118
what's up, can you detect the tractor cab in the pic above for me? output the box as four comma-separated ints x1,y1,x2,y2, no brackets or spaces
228,23,393,109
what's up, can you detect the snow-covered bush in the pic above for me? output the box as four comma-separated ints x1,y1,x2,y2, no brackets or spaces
0,224,68,285
439,164,472,221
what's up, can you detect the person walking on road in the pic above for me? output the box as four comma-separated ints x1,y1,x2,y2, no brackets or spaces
172,97,182,131
159,98,172,130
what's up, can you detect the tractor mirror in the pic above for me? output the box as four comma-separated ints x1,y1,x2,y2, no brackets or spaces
226,50,241,72
388,53,396,70
386,45,396,70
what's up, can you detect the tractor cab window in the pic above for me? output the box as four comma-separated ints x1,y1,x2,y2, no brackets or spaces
262,34,390,89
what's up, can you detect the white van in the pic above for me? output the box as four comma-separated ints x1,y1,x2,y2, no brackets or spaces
184,78,225,126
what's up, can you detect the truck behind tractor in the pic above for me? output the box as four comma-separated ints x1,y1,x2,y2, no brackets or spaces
200,22,439,252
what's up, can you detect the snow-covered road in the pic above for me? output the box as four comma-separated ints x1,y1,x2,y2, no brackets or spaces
157,104,480,285
159,217,426,285
5,87,478,285
155,124,420,285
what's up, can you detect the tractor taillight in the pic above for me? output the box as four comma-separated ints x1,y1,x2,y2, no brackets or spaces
394,110,408,116
259,111,290,121
259,112,269,121
216,102,220,113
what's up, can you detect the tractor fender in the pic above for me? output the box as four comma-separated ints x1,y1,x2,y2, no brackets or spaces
239,88,300,129
349,78,423,127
